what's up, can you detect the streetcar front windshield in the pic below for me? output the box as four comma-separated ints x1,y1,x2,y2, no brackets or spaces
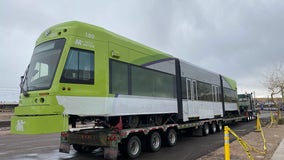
24,39,66,91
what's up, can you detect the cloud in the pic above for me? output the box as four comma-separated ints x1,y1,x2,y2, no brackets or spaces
1,0,284,101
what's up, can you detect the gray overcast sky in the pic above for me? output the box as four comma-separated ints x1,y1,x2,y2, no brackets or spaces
1,0,284,102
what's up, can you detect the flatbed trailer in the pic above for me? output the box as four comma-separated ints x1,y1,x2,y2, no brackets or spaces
223,116,249,124
59,116,248,159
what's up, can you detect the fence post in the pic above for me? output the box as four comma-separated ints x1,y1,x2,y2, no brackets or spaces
224,126,230,160
269,111,277,128
255,113,261,132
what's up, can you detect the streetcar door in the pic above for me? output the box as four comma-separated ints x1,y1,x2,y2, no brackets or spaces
186,79,192,101
192,80,197,100
183,79,191,118
212,85,218,102
187,79,198,117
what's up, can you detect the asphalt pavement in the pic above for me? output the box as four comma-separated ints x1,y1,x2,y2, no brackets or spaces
0,120,256,160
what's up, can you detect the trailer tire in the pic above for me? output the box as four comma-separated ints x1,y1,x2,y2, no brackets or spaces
73,144,97,153
154,115,163,126
127,116,140,128
148,131,162,152
202,123,209,136
210,122,217,134
121,135,141,159
217,121,223,132
165,128,177,147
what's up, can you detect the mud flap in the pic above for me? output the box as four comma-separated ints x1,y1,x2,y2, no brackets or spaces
104,146,118,160
59,143,71,154
59,132,71,153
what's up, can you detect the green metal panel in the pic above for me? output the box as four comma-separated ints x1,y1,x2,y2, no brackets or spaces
11,115,68,134
12,21,174,134
223,76,237,90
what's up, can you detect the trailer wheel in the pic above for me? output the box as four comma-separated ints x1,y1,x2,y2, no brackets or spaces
210,122,217,134
165,128,177,147
121,135,141,159
202,123,209,136
154,115,163,126
73,144,97,153
127,116,140,128
148,131,162,152
217,121,223,132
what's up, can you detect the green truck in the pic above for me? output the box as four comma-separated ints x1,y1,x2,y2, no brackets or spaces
238,93,256,121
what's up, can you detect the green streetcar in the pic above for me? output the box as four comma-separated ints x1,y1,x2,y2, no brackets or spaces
11,21,239,136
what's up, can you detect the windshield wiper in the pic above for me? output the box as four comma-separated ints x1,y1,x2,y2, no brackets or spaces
20,65,30,97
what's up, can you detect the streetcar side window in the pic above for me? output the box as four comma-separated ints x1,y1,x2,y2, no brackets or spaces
223,88,238,103
131,65,175,98
109,59,175,98
197,81,212,101
60,48,94,84
110,60,129,95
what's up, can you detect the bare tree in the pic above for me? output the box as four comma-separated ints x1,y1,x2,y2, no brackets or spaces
264,65,284,119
